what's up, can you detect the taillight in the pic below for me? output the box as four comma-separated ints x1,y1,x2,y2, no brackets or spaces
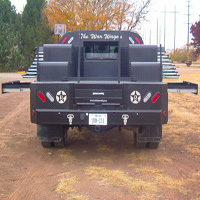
163,111,167,117
38,91,46,103
152,92,160,103
62,37,68,44
135,37,141,44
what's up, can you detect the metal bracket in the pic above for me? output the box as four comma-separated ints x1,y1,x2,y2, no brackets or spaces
168,81,198,95
67,114,74,125
122,114,129,125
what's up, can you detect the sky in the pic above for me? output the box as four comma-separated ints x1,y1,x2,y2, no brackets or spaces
140,0,200,50
10,0,200,50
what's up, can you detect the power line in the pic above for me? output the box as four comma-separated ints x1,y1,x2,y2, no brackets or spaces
161,7,179,50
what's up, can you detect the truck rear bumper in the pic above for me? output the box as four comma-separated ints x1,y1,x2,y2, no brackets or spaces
34,109,166,126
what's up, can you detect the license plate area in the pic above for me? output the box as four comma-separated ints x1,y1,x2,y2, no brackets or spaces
89,114,107,125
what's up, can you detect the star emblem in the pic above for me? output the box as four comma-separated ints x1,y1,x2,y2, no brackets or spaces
130,91,141,104
56,91,67,104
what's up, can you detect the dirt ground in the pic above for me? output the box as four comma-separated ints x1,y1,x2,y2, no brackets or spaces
0,66,200,200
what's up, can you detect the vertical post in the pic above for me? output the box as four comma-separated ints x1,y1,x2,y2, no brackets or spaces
118,30,121,83
164,6,166,48
160,44,163,81
78,29,81,83
157,18,159,45
187,0,190,53
174,6,176,51
159,25,162,45
37,46,39,80
149,30,151,45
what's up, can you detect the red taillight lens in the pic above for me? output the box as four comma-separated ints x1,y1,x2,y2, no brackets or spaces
152,92,160,103
135,37,141,44
38,91,46,102
163,111,167,117
62,37,68,44
32,110,35,115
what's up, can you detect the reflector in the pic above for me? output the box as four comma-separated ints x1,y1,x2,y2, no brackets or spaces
152,92,160,103
62,37,68,44
143,92,152,103
135,37,141,44
38,91,46,102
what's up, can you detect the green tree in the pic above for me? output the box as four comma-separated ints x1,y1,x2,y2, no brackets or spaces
0,0,24,71
21,0,54,66
190,20,200,56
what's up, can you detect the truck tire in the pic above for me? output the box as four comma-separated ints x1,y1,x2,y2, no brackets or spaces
54,127,67,148
41,142,53,148
148,142,159,149
134,132,147,148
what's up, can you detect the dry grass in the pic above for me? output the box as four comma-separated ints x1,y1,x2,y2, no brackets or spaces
0,131,33,149
127,163,135,168
56,172,77,195
85,166,158,198
155,156,173,164
56,172,90,200
0,141,7,149
82,150,88,154
125,152,150,163
192,171,200,177
185,145,200,156
91,156,113,164
97,144,114,153
92,161,200,198
180,72,200,82
155,174,187,194
0,132,11,149
59,149,77,163
136,166,165,175
90,136,101,142
69,129,87,141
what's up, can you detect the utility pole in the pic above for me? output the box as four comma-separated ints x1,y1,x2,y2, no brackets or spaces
164,6,166,48
157,18,159,45
161,7,179,51
187,0,191,52
159,24,162,45
174,6,176,51
149,30,151,45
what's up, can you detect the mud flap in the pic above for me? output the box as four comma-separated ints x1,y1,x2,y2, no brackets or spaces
37,125,64,142
136,125,162,143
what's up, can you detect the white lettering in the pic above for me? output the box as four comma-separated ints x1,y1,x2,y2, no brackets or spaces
80,33,123,40
90,34,103,39
104,34,122,40
81,33,89,39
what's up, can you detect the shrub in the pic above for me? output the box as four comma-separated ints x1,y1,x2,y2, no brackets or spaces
169,46,197,62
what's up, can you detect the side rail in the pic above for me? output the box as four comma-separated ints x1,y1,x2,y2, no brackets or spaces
1,81,198,95
1,81,30,94
168,81,198,95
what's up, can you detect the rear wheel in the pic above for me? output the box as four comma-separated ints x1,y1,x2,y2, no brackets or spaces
147,142,160,149
41,141,53,148
54,127,67,148
134,132,147,148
